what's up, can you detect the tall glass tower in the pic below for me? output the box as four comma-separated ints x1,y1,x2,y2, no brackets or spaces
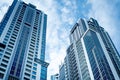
64,18,120,80
0,0,49,80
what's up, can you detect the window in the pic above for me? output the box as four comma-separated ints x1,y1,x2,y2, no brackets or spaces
33,67,36,71
26,64,31,68
30,44,35,48
9,41,14,45
1,63,7,67
4,38,8,41
27,60,32,64
28,56,33,60
6,48,12,52
12,33,17,37
24,77,30,80
4,55,10,59
2,59,8,63
11,36,16,39
8,45,13,48
10,38,15,42
34,63,37,67
5,51,11,55
0,73,4,78
26,68,31,72
25,72,30,77
0,67,5,72
32,75,36,79
28,53,33,57
32,71,36,75
29,50,34,54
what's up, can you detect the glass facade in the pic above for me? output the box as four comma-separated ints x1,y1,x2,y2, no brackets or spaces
98,27,120,77
63,18,120,80
40,66,47,80
83,30,114,80
76,39,91,80
10,26,30,77
0,1,49,80
40,14,47,61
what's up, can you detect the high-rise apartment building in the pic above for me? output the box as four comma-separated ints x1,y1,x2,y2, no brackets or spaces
63,18,120,80
0,0,49,80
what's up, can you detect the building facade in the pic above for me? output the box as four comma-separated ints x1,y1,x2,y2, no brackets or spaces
64,18,120,80
59,64,65,80
0,0,49,80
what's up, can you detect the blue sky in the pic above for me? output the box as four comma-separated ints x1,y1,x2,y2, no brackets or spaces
0,0,120,80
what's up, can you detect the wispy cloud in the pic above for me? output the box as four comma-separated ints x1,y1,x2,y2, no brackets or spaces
86,0,120,53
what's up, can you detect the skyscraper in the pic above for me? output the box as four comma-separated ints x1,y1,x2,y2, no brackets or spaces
0,0,49,80
63,18,120,80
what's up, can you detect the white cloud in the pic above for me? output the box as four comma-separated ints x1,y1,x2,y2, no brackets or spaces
61,7,70,14
87,0,120,53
